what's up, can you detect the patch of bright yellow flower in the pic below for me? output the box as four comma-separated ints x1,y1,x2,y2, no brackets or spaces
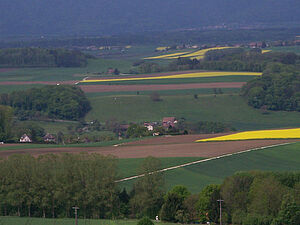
262,50,271,54
167,47,234,60
144,51,191,59
196,128,300,142
156,47,169,51
80,71,262,83
145,46,235,60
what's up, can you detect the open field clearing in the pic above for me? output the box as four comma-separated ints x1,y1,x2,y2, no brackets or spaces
144,46,234,60
80,71,261,83
120,141,300,192
80,82,245,93
85,95,300,130
85,88,241,97
0,217,176,225
197,128,300,142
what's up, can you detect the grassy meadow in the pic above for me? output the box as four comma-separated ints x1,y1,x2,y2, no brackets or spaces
0,58,134,82
267,45,300,54
120,141,300,193
85,94,300,131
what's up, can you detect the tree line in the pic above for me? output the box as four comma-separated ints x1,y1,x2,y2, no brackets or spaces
0,85,91,121
0,154,299,225
135,48,300,74
1,28,300,48
0,48,91,67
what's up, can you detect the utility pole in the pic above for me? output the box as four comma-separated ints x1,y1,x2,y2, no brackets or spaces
72,206,79,225
217,199,224,225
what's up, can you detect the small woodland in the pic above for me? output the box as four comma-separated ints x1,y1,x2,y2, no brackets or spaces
242,63,300,111
0,48,90,67
0,85,91,121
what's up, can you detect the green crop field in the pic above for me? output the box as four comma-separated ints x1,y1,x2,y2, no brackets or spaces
0,137,146,151
85,88,240,98
0,58,134,82
0,217,176,225
267,45,300,54
85,94,300,131
120,142,300,193
118,157,204,179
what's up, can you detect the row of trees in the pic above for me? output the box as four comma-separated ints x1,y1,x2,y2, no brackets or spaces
0,85,91,121
0,48,90,67
0,105,13,141
0,155,164,219
135,48,300,74
0,154,299,224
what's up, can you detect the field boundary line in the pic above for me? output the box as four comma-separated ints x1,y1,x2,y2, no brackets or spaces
115,142,296,183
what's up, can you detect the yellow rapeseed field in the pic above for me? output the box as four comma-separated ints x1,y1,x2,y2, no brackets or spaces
80,71,262,83
196,128,300,142
262,50,271,54
144,46,234,60
167,47,234,59
156,47,169,51
144,51,191,59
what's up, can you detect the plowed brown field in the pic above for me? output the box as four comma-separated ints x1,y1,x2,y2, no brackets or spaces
0,134,297,158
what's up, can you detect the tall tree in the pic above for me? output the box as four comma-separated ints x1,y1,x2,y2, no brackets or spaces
130,157,165,218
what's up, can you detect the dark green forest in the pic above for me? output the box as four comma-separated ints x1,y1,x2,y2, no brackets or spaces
0,105,13,142
242,64,300,111
0,48,90,67
0,155,299,225
0,85,91,120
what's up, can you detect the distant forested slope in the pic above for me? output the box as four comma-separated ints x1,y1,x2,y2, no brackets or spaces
1,0,300,36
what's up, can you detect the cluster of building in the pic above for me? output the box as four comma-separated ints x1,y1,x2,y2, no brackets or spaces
19,133,56,143
144,117,178,132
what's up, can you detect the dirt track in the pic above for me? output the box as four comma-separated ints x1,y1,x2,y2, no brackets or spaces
79,82,245,93
0,134,297,158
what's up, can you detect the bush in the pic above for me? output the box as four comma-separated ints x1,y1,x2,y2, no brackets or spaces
137,217,154,225
150,92,162,101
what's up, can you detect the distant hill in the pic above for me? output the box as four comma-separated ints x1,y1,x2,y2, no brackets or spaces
1,0,300,37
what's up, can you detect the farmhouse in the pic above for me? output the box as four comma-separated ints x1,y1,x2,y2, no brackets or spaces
144,122,158,131
20,134,32,143
43,133,56,143
162,117,177,128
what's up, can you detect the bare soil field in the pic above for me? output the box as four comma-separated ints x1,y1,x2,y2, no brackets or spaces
79,82,245,93
0,134,297,158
